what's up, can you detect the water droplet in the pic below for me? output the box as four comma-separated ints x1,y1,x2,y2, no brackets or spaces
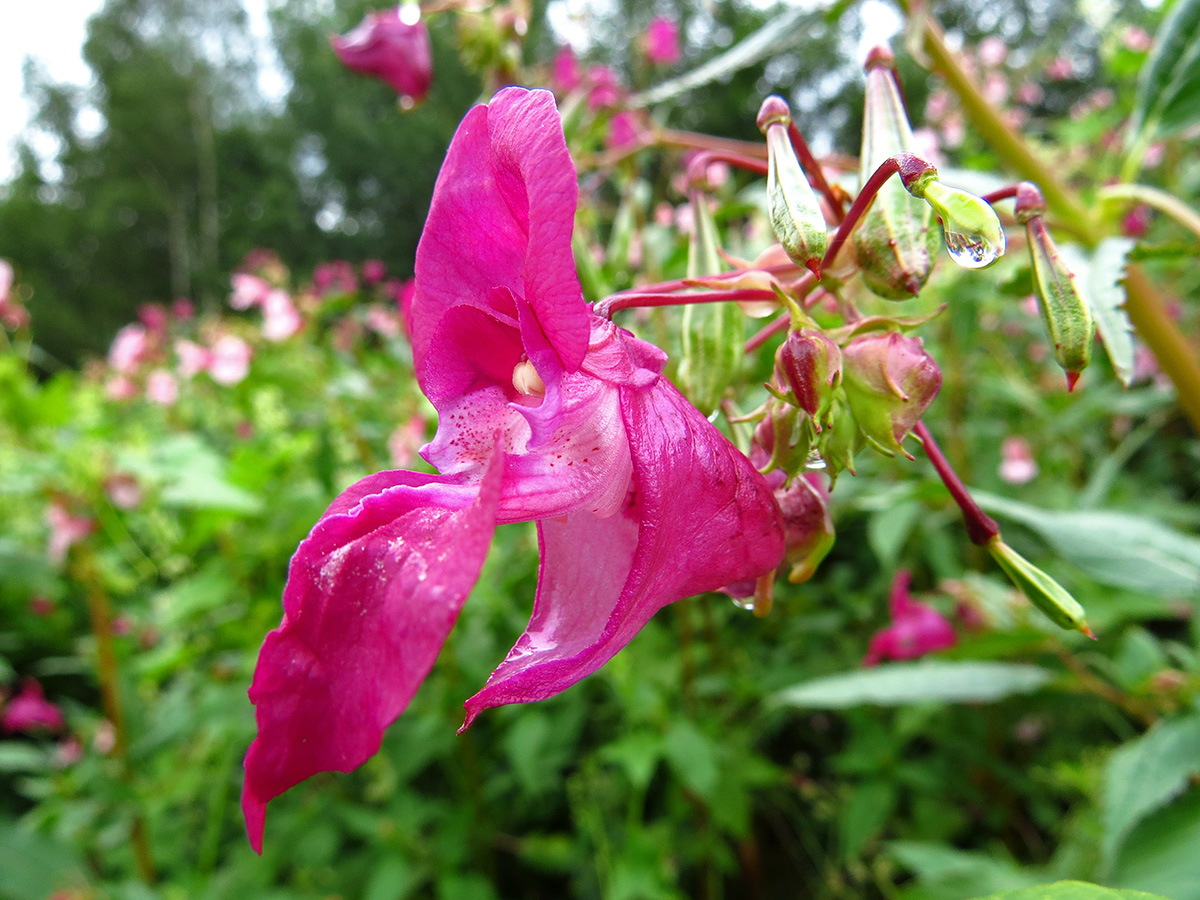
731,596,756,611
398,95,416,112
944,229,1003,269
804,449,827,470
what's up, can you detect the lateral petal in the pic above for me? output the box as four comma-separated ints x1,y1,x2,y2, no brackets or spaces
412,87,588,383
462,368,784,726
242,453,502,852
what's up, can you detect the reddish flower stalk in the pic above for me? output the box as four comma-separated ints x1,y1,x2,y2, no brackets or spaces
745,313,791,353
595,287,778,319
913,421,999,546
821,151,932,274
787,121,846,223
686,149,768,180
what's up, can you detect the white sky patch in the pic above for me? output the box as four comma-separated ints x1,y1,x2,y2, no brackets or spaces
0,1,104,182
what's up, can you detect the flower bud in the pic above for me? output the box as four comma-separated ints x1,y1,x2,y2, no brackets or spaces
987,538,1093,636
331,5,433,109
853,47,941,299
776,328,842,420
779,473,835,583
1016,183,1093,390
841,331,942,457
757,96,828,276
908,178,1006,269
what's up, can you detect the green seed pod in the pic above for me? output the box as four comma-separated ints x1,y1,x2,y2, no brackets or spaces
853,46,940,300
757,96,827,275
1017,183,1092,390
987,537,1093,636
678,188,742,414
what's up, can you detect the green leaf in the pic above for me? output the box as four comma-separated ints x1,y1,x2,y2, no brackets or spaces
1110,787,1200,899
840,780,896,859
0,743,48,773
970,881,1174,900
1060,240,1135,386
121,434,263,515
974,492,1200,596
1129,0,1200,142
1102,714,1200,870
888,841,1045,895
0,821,87,900
774,661,1054,709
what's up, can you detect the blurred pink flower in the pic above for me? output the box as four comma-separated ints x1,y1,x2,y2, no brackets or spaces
362,259,387,286
261,289,302,341
105,473,143,510
586,65,623,110
551,47,582,93
1143,142,1165,167
175,339,212,379
1014,81,1043,106
644,16,681,66
29,596,56,617
385,277,415,336
45,502,93,564
999,436,1038,484
978,36,1007,67
386,417,426,467
145,369,179,406
172,297,195,320
106,375,138,400
0,259,11,301
231,273,272,310
1122,204,1152,238
54,736,83,767
2,679,65,733
0,260,29,329
1123,26,1153,52
312,260,358,298
1046,57,1074,80
863,571,957,666
332,5,432,106
108,324,149,374
606,110,641,150
983,73,1008,106
209,335,252,385
911,127,946,168
365,304,402,337
138,303,169,332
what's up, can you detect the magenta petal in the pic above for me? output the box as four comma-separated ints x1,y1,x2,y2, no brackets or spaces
462,368,784,725
412,87,589,382
242,453,503,853
331,10,433,102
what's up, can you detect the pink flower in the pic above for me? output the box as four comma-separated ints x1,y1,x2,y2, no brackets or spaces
175,339,212,379
0,260,29,329
387,417,426,467
644,16,681,66
550,46,582,93
978,36,1007,67
145,369,179,406
1123,26,1153,52
0,259,11,302
105,473,142,510
45,502,93,565
863,571,957,666
2,679,65,733
242,88,785,852
606,111,641,150
365,304,402,337
105,375,138,400
209,335,252,385
999,436,1038,484
138,303,169,333
311,261,358,298
108,324,148,374
261,289,302,341
1046,57,1074,80
362,259,387,286
172,297,195,320
586,65,623,110
231,273,272,310
331,6,433,107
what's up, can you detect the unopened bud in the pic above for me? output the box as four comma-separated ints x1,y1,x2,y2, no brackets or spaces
1017,183,1092,390
854,47,941,299
757,95,828,276
908,178,1006,269
779,473,835,583
987,537,1093,636
841,331,941,457
776,328,842,420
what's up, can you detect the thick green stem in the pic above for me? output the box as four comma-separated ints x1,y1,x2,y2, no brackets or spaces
906,11,1200,432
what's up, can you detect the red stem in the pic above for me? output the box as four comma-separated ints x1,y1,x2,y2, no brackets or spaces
688,150,768,180
788,122,846,223
914,421,999,546
821,156,900,273
982,185,1019,205
595,288,778,318
745,313,791,353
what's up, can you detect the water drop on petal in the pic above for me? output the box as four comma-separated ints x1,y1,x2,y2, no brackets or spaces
944,229,1004,269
